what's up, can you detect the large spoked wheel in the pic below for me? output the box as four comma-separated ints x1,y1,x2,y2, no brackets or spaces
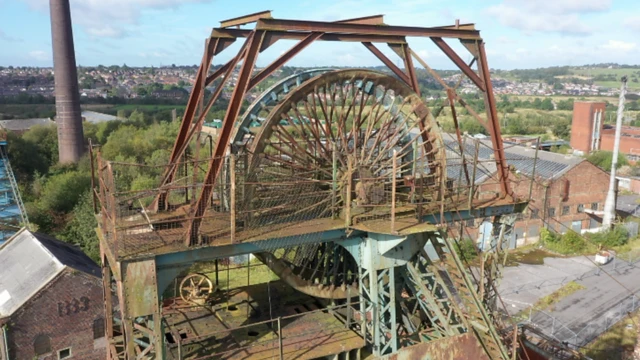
243,69,446,225
180,273,215,305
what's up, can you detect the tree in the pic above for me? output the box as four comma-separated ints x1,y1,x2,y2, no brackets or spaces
540,98,554,111
552,119,571,139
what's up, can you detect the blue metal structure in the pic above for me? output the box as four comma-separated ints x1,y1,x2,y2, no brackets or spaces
0,138,29,244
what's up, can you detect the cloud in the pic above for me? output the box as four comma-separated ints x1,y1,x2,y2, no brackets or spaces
29,50,49,61
485,0,612,35
624,16,640,32
601,40,637,52
22,0,212,38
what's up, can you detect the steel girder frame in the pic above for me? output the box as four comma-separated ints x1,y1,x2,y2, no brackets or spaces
147,11,513,245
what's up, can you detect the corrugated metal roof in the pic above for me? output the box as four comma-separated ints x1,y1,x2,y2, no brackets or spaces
0,229,99,318
441,133,583,182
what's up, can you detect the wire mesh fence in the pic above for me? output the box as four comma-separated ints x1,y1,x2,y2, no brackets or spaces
95,134,537,260
526,291,640,350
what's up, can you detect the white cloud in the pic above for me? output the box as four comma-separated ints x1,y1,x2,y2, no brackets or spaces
624,16,640,32
504,0,611,15
601,40,637,52
485,0,611,35
416,49,429,59
23,0,212,38
29,50,49,61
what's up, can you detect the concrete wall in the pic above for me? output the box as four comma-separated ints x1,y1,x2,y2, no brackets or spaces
6,268,105,360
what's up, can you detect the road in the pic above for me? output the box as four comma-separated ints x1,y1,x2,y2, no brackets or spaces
499,255,640,346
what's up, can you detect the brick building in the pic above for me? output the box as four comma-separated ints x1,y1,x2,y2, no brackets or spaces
0,229,106,360
570,100,640,161
448,135,610,247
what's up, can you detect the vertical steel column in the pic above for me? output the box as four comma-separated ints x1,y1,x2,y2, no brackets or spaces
476,42,512,197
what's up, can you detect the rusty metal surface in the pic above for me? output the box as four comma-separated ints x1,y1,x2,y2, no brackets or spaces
163,280,364,360
220,10,272,28
380,333,491,360
255,18,482,39
123,259,158,317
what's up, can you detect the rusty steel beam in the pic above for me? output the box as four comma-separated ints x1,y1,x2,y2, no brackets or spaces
204,59,233,86
256,18,482,39
220,10,272,28
363,42,411,86
250,32,323,89
213,28,408,44
477,41,511,196
336,14,385,25
187,31,266,244
446,89,471,186
431,37,484,91
174,47,247,171
403,45,420,95
155,38,216,211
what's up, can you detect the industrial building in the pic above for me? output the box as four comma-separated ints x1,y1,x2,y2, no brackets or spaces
453,136,609,246
0,229,105,360
570,100,640,161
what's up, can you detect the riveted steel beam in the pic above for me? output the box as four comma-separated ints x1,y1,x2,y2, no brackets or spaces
362,42,411,86
256,18,482,40
220,10,272,28
431,37,484,91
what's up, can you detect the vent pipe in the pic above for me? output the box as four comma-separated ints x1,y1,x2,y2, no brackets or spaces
50,0,85,163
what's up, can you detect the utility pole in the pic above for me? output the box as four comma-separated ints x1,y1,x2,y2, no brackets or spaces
602,76,627,229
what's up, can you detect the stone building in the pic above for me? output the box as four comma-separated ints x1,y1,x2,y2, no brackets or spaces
0,229,106,360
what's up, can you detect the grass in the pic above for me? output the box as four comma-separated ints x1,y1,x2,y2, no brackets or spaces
582,310,638,360
534,281,586,312
162,259,280,299
513,281,586,322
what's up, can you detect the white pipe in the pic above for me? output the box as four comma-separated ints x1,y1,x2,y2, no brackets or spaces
603,77,628,229
595,110,602,150
591,109,598,151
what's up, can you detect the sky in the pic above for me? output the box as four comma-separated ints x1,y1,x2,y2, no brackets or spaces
0,0,639,70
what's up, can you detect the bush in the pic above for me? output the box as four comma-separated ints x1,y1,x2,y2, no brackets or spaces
588,226,628,248
455,238,479,261
587,150,629,170
540,228,587,255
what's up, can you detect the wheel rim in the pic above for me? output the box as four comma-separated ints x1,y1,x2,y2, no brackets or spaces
179,273,214,304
